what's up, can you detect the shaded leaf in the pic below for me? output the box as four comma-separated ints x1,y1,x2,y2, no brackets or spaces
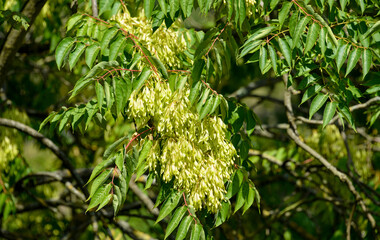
309,93,329,119
56,37,75,70
305,22,320,53
323,101,337,128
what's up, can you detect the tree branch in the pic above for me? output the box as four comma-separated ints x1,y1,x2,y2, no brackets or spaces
0,118,88,197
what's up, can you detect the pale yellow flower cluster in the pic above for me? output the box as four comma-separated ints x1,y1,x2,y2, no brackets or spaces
114,12,188,69
0,137,18,171
246,0,257,17
128,80,236,213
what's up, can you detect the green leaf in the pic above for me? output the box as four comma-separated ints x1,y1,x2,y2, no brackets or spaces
192,59,205,84
95,81,104,111
56,37,75,70
335,42,349,73
304,23,320,53
133,67,151,92
104,136,129,159
87,183,112,211
199,96,214,120
237,0,246,28
243,184,255,214
240,40,261,59
215,200,230,227
175,215,193,240
189,80,202,106
243,26,276,47
99,0,113,16
113,77,128,114
69,42,86,70
279,2,292,30
115,152,124,171
135,140,153,173
246,109,256,136
96,193,112,211
87,157,116,184
293,16,311,49
259,45,267,74
210,95,221,115
322,101,337,128
112,194,119,216
301,84,322,105
278,38,292,67
145,172,155,190
309,93,328,119
235,181,249,213
190,224,204,240
345,48,362,77
339,104,356,130
357,0,366,14
268,44,277,73
89,169,113,200
39,112,57,131
85,43,100,68
150,56,169,79
104,80,111,108
363,21,380,39
362,48,372,80
101,28,119,54
144,0,155,18
226,170,243,199
158,0,168,14
170,0,180,19
69,77,93,100
319,27,326,56
109,35,126,61
66,14,84,32
165,206,188,239
196,88,210,113
156,191,182,223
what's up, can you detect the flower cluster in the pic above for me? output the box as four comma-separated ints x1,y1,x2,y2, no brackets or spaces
114,12,188,68
0,137,18,171
128,80,236,213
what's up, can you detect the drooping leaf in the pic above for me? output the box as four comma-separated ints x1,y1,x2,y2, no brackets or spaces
56,37,75,70
87,183,112,211
234,181,249,213
165,206,188,239
278,37,292,67
304,22,321,53
156,191,182,223
319,27,326,56
99,0,113,16
279,2,293,30
69,77,93,100
259,45,267,74
192,59,205,84
175,215,193,240
226,170,243,199
214,200,230,227
335,41,349,73
300,84,322,105
133,67,151,92
309,93,329,119
100,27,119,54
69,42,86,70
189,80,202,106
190,223,204,240
144,0,155,18
293,16,311,49
87,157,116,185
243,184,255,214
322,101,337,128
85,43,100,68
89,169,113,200
345,48,362,77
199,96,214,120
170,0,180,19
362,48,372,80
109,35,126,61
268,44,277,73
103,136,129,159
95,81,104,111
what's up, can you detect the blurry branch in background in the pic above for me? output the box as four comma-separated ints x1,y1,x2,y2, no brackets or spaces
0,118,88,196
91,0,98,17
282,78,377,228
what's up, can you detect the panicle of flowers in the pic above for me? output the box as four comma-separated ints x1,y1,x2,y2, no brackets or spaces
128,79,236,213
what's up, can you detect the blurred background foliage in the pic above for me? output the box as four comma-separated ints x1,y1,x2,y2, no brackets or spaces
0,0,379,239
